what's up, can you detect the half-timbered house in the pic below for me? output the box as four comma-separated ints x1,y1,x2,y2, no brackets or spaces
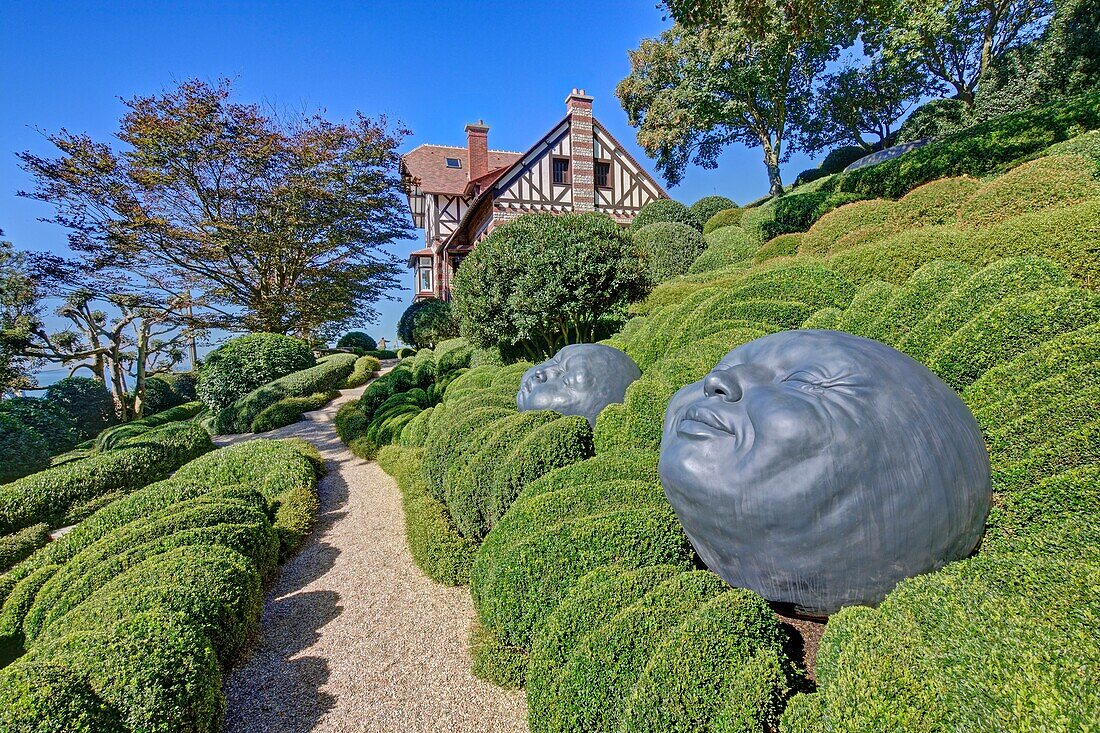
399,89,668,301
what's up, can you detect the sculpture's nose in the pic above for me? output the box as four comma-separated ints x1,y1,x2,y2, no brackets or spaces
703,366,744,402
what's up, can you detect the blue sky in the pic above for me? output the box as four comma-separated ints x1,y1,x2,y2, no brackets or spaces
0,0,817,356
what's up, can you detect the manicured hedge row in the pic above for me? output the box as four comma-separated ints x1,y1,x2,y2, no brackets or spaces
819,90,1100,199
689,225,756,274
0,524,50,573
250,391,337,433
342,355,381,388
214,353,356,434
0,423,213,536
95,401,205,450
376,445,476,585
703,207,742,234
0,397,80,455
633,221,707,283
0,414,50,484
0,438,320,732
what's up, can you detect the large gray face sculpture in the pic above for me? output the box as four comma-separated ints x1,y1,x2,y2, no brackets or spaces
517,344,641,427
659,329,990,616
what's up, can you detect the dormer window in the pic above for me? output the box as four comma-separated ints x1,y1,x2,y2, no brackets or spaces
445,157,462,168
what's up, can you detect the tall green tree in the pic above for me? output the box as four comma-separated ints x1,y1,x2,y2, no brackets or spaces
618,3,849,194
866,0,1054,107
18,78,409,340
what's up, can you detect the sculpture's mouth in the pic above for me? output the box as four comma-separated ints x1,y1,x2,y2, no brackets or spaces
677,404,738,440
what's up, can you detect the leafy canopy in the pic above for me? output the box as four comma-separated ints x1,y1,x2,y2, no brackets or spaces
451,213,648,359
18,78,410,340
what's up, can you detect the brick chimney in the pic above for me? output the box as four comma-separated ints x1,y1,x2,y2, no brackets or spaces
465,120,489,181
565,89,595,212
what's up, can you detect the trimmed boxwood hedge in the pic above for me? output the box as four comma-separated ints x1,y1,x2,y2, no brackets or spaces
343,354,381,388
629,198,702,232
861,260,975,345
953,154,1100,229
95,401,205,451
634,221,708,283
0,414,50,484
0,423,213,536
690,195,736,225
250,391,337,433
689,225,757,274
886,175,982,228
214,352,356,434
0,524,50,573
799,199,895,256
0,397,80,455
702,207,743,234
197,333,315,413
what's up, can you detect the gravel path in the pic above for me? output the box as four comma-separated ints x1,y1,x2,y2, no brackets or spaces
217,383,528,733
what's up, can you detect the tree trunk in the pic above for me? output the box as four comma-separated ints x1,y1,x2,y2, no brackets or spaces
763,145,784,196
133,323,149,419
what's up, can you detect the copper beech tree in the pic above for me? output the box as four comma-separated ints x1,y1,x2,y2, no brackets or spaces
18,78,410,341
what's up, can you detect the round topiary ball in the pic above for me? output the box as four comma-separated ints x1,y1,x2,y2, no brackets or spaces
630,199,703,233
134,376,185,417
689,195,736,226
633,221,708,283
337,331,377,352
0,413,50,483
44,376,117,441
0,397,80,453
197,333,315,412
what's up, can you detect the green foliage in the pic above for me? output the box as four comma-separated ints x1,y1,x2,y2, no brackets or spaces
825,91,1100,199
690,195,736,225
954,154,1100,229
397,298,460,349
470,621,528,689
702,206,743,234
629,199,702,232
158,371,198,401
376,445,475,585
44,377,116,440
689,225,757,273
760,190,867,240
213,352,355,434
812,554,1097,732
452,212,648,358
0,397,79,454
95,401,205,451
249,391,336,433
896,97,970,143
135,375,186,416
887,176,982,227
0,422,212,535
0,524,50,573
860,260,975,345
753,233,804,262
0,414,50,484
800,199,895,255
820,144,868,173
343,354,381,388
197,333,315,413
633,221,708,283
336,331,377,352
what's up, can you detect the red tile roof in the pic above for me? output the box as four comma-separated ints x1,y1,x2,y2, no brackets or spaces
401,144,521,196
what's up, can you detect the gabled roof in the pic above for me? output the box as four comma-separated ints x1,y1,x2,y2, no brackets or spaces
401,144,521,196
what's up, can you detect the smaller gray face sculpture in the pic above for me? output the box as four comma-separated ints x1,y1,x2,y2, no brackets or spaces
517,344,641,427
659,330,991,616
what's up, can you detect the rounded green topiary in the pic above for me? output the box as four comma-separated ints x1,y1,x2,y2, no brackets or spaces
197,333,314,413
819,145,869,174
690,195,736,225
336,331,377,352
689,226,758,274
0,397,79,454
44,377,117,441
0,414,52,485
633,221,707,283
703,207,744,234
134,376,186,417
955,154,1100,229
630,198,702,232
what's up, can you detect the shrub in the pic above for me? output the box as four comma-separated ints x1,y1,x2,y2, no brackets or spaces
45,377,116,440
861,261,975,346
377,445,476,585
884,175,983,228
398,406,434,447
0,414,50,484
895,97,970,143
159,371,198,402
629,198,702,232
755,191,867,241
799,199,896,256
793,167,831,187
955,154,1100,229
0,523,50,572
343,354,381,388
95,401,205,451
397,298,460,349
827,91,1100,199
0,423,213,535
633,221,707,283
196,333,314,413
703,207,743,234
926,286,1100,390
690,195,736,225
835,281,896,337
812,554,1098,732
452,212,648,357
213,353,356,434
336,331,377,352
0,397,79,454
898,257,1072,364
135,375,186,416
689,225,757,274
470,621,528,689
826,226,969,285
753,233,802,263
1045,130,1100,169
820,145,869,174
250,391,336,433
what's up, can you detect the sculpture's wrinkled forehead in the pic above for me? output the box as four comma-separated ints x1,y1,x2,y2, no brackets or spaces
717,330,873,375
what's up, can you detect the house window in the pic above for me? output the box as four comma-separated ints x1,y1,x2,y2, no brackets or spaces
445,157,462,168
594,160,611,189
552,157,571,185
417,256,433,293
